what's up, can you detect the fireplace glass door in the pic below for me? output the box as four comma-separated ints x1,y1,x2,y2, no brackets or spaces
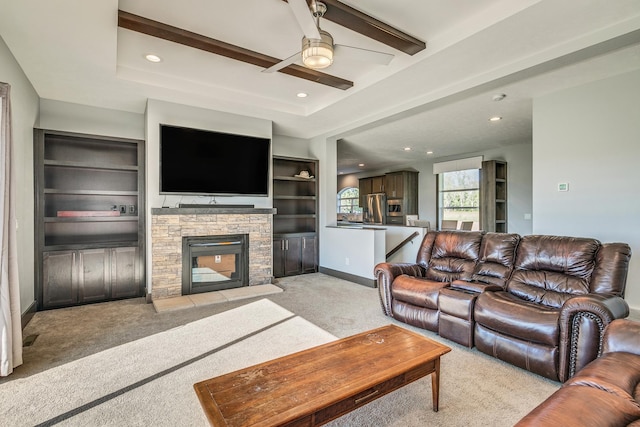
183,235,248,294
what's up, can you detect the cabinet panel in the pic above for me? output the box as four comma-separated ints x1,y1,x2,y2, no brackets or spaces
78,249,110,303
273,237,286,278
371,176,385,193
302,236,317,273
385,173,404,198
358,178,373,207
284,237,303,276
42,251,77,308
111,247,140,299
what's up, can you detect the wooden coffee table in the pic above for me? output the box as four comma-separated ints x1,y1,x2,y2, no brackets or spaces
194,324,451,426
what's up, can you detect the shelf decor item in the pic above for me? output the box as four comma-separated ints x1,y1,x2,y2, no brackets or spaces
56,211,120,217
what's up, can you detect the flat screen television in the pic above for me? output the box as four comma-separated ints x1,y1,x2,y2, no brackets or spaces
160,124,270,196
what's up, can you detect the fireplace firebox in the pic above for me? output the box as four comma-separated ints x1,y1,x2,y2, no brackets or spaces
182,234,249,294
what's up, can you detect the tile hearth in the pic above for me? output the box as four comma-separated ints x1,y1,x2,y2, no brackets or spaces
153,284,283,313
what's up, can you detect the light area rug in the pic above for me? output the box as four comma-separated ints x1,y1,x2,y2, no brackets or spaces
0,299,337,426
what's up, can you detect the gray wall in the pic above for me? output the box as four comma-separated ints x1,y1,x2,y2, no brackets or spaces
1,36,39,314
533,70,640,310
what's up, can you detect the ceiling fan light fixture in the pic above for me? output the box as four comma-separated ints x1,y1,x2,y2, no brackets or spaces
302,30,334,69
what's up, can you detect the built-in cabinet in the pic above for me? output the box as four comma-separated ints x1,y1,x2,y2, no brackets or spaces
273,234,317,277
480,160,507,232
272,156,318,278
34,129,145,310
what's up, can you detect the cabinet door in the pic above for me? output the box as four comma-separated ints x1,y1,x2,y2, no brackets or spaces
301,236,317,273
372,176,385,193
111,247,140,299
386,173,404,198
273,237,286,278
78,248,110,303
43,251,78,308
358,178,372,207
284,236,303,276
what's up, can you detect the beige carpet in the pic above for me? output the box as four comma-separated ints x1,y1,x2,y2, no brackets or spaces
3,274,561,426
0,299,336,426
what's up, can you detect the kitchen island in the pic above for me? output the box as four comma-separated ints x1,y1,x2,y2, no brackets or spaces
320,223,427,287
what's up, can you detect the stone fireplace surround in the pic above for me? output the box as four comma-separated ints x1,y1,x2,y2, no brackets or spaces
151,207,276,300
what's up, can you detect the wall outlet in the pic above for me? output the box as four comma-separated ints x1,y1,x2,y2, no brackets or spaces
128,205,136,214
215,255,221,263
345,257,350,266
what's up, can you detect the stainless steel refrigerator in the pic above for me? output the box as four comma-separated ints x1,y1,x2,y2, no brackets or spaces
363,193,386,224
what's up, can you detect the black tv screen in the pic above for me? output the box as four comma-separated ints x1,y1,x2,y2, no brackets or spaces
160,124,270,196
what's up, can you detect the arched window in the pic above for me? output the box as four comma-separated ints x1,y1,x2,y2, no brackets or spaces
337,187,361,214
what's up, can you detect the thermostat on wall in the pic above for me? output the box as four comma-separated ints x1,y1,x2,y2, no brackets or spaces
558,182,569,192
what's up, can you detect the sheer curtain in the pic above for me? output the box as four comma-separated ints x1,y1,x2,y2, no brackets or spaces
0,82,23,376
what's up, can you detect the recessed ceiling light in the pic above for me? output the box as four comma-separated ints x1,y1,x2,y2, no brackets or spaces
426,151,433,155
145,54,162,63
296,92,308,98
489,116,502,122
403,147,411,151
358,163,365,167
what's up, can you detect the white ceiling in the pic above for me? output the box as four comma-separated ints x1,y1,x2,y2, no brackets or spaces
1,0,639,173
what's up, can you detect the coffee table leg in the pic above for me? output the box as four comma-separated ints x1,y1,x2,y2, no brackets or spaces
432,357,440,412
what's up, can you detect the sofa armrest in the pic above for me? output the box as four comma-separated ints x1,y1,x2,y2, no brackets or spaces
603,318,640,356
450,279,503,293
558,294,630,381
374,262,425,316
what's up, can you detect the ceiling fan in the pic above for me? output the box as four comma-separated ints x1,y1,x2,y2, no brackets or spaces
264,0,394,73
118,1,425,90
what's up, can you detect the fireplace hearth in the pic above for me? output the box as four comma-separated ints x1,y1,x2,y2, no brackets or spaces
182,234,249,294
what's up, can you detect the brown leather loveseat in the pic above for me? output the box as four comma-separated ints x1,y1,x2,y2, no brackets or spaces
375,230,632,382
516,318,640,426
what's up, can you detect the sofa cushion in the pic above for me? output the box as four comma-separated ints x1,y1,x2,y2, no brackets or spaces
474,291,560,346
566,352,640,403
507,235,600,307
419,231,483,282
470,232,520,287
391,274,449,309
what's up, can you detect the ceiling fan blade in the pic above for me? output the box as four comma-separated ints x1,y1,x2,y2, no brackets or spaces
334,44,394,65
262,51,301,73
287,0,321,40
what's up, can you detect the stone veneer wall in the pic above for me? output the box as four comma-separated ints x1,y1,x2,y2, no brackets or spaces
151,210,273,300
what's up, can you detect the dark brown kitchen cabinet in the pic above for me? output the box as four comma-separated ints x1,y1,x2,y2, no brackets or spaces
371,176,385,193
34,129,145,310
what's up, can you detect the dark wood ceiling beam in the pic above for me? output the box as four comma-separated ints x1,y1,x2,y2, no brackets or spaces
117,10,353,90
282,0,426,55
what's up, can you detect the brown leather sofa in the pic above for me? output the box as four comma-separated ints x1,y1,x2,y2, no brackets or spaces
375,230,632,382
516,318,640,426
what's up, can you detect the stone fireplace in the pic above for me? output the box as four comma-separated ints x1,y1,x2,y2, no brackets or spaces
150,207,275,300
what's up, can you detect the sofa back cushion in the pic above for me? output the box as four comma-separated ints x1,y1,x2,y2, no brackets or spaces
416,231,483,282
471,232,520,287
507,235,600,308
